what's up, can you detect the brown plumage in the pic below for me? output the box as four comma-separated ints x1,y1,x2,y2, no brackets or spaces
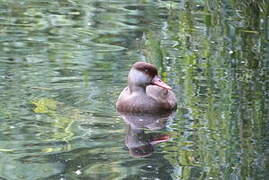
116,62,177,114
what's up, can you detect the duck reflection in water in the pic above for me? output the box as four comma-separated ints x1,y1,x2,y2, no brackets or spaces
120,112,176,158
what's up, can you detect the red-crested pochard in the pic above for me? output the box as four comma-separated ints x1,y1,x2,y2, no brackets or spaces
116,62,177,114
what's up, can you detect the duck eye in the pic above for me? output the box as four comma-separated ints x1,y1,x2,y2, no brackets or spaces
144,69,148,72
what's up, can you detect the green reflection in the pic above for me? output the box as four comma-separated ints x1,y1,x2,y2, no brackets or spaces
0,0,268,179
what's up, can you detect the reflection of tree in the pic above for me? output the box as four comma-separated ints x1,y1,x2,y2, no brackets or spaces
0,0,268,179
229,1,268,177
150,0,269,179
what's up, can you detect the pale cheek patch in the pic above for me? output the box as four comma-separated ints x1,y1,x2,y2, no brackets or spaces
130,69,151,85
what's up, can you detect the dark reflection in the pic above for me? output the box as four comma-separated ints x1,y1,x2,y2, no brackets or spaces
120,112,175,157
125,126,170,158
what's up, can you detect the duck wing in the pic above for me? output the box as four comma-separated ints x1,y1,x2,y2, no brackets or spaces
146,85,177,110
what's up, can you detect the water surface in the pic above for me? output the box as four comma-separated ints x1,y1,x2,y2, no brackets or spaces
0,0,268,179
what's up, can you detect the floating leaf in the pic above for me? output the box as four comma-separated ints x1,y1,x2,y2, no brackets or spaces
32,98,58,114
239,29,259,34
0,148,14,152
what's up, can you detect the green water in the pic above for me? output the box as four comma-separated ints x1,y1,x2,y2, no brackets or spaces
0,0,268,179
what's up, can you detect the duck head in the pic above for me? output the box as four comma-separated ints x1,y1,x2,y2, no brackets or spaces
128,62,171,93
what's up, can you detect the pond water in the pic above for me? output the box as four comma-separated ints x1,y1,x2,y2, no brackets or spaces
0,0,268,179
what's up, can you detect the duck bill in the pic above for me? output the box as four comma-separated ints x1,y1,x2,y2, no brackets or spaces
151,76,172,90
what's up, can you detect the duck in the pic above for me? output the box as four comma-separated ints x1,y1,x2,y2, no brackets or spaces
119,111,176,130
116,61,177,114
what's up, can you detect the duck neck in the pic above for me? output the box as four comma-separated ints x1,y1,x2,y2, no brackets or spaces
128,83,146,94
128,68,149,94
